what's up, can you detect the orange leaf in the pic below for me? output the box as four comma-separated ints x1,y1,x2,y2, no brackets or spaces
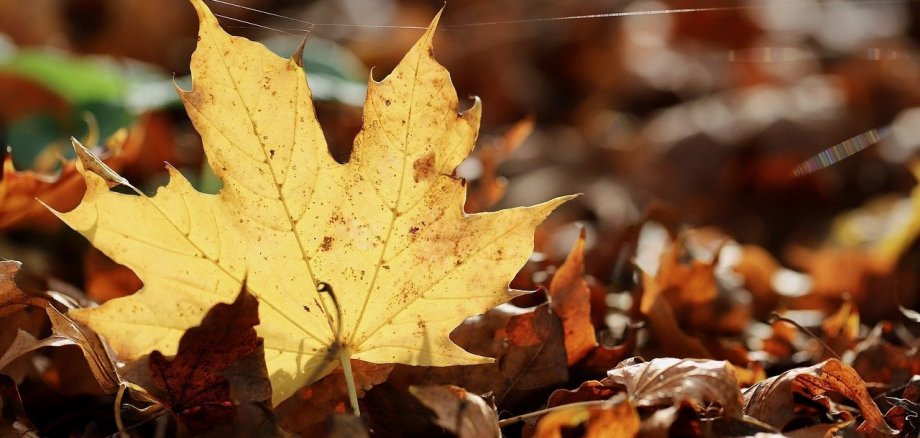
548,227,597,365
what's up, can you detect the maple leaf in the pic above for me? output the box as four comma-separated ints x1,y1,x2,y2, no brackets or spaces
54,0,572,405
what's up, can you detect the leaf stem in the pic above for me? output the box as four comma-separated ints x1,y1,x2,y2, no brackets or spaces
338,347,361,416
498,400,608,427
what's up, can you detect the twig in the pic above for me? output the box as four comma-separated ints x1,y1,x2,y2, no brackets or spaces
498,400,608,427
769,312,842,361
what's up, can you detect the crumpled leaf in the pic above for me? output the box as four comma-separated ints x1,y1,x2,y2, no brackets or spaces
606,357,743,417
148,287,262,434
547,227,597,365
852,322,920,386
0,260,119,393
0,260,45,316
877,376,920,436
56,0,572,406
533,399,639,438
742,358,897,435
410,385,500,438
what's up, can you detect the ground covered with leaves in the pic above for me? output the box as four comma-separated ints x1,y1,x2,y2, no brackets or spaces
2,0,920,437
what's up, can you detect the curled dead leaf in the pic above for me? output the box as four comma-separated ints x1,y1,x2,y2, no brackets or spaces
743,359,897,435
605,357,744,417
0,260,119,393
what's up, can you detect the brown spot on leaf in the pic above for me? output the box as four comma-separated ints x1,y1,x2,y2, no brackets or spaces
412,153,435,183
321,236,333,251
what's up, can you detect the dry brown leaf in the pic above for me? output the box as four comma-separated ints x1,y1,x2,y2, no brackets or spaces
389,301,568,408
605,357,743,417
547,227,597,365
410,385,500,438
852,322,920,385
0,261,46,317
743,359,897,435
876,376,920,436
0,260,119,393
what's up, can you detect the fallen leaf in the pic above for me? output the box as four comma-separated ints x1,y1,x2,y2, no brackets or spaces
0,260,45,316
533,399,639,438
0,130,127,231
851,322,920,386
410,385,500,438
0,260,119,393
388,301,568,408
605,357,743,417
500,303,569,399
56,0,572,406
547,227,597,365
544,380,622,408
148,287,262,434
877,375,920,436
742,359,897,435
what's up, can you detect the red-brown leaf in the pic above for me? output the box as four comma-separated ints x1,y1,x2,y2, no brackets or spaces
148,287,261,434
605,357,743,417
743,359,897,435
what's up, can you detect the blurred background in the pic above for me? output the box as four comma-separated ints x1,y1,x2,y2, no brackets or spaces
3,0,920,433
4,0,920,248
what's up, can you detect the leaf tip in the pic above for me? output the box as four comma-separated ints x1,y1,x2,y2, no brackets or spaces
71,138,129,189
188,0,220,29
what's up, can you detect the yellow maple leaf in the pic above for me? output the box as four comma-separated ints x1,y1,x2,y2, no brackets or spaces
53,0,572,405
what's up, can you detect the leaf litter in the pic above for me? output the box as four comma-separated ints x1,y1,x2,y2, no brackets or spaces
2,0,920,436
